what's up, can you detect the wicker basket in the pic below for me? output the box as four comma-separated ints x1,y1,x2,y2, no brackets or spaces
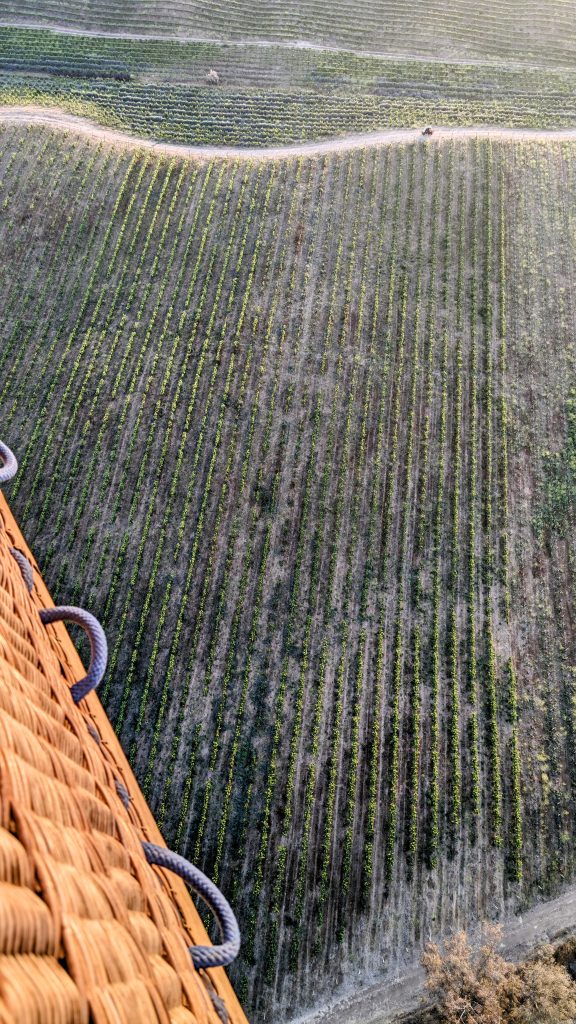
0,491,248,1024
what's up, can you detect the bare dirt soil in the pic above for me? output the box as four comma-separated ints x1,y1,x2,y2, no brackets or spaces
296,884,576,1024
2,106,576,159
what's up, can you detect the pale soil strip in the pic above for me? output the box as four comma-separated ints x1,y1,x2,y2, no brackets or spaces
293,882,576,1023
2,106,576,160
0,19,560,73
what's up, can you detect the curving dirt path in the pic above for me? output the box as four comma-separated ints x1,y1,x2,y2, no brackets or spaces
2,106,576,160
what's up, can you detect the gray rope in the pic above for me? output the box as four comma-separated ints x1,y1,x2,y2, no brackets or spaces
10,548,33,592
142,842,241,970
208,988,230,1024
39,606,108,703
87,721,102,745
115,779,131,809
0,441,17,483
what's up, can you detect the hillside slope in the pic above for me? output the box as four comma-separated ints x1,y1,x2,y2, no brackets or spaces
1,26,576,147
2,125,576,1020
0,0,575,66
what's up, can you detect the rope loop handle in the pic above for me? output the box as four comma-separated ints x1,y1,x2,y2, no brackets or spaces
142,842,241,970
0,442,17,483
39,606,108,703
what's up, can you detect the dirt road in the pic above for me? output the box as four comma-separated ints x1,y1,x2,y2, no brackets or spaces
0,20,557,73
292,883,576,1024
2,106,576,160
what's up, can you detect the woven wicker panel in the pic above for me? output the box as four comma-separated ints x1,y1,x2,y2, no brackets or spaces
0,494,248,1024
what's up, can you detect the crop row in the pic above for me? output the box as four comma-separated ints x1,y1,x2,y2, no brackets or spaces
2,69,576,149
2,131,534,1018
1,1,574,66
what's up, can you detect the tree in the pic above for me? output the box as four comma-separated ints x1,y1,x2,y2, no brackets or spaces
423,928,576,1024
422,926,515,1024
509,944,576,1024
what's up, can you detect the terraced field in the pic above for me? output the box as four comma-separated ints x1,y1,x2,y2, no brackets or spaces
1,0,575,65
2,123,576,1020
1,26,576,146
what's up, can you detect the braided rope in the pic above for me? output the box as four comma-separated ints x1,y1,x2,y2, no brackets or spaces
115,778,131,810
39,606,108,703
0,441,17,483
208,988,230,1024
10,547,34,592
142,842,241,970
87,721,102,745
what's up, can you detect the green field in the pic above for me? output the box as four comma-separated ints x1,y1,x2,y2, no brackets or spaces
2,123,576,1019
1,0,575,65
1,25,576,145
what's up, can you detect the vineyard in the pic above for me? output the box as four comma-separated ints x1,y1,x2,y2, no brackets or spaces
1,0,576,65
2,125,576,1020
2,27,576,146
